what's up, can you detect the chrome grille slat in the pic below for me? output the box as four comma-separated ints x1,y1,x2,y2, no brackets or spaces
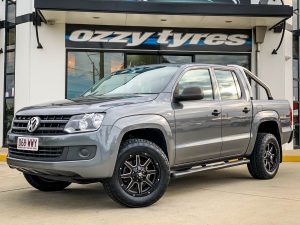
11,115,71,135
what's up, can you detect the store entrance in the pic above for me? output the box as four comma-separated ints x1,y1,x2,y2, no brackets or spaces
66,51,251,99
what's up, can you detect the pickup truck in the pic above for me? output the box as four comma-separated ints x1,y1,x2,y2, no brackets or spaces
7,64,293,208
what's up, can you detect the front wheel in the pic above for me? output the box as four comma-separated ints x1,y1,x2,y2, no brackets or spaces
103,139,170,208
247,133,281,180
24,173,71,192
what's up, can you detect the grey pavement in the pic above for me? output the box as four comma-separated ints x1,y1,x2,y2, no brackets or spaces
0,162,299,225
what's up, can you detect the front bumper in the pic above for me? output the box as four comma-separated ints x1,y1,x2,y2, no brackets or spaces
6,125,120,179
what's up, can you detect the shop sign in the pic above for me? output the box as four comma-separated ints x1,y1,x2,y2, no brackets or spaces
66,25,252,52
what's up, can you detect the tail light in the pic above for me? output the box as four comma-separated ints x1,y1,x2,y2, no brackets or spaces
290,107,293,128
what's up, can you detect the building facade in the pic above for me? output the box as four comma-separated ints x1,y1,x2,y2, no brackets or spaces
0,0,295,149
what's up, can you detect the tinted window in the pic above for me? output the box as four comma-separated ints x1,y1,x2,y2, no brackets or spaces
215,70,241,100
178,69,213,100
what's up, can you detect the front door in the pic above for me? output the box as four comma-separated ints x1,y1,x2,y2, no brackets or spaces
213,69,252,157
174,67,222,164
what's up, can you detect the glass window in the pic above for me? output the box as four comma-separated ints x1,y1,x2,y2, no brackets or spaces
293,35,299,60
5,75,15,98
178,69,213,100
3,98,14,144
67,52,124,99
6,51,15,74
104,53,124,75
6,28,16,49
127,55,158,67
83,66,178,97
195,54,250,69
293,59,299,79
215,70,241,100
6,3,16,24
160,55,192,64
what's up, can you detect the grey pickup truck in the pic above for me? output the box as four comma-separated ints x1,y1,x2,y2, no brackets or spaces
7,64,293,208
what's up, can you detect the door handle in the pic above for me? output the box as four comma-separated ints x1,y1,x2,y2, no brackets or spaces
212,109,221,116
243,107,251,114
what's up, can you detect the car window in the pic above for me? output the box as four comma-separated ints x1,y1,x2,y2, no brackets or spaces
214,70,242,100
178,69,214,100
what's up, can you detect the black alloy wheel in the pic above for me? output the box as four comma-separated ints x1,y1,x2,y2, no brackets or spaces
248,133,281,180
119,153,160,197
103,139,170,208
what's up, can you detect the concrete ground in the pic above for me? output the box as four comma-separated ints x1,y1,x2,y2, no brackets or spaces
0,163,299,225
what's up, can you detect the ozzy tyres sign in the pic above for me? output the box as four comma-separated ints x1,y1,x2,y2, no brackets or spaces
66,25,252,52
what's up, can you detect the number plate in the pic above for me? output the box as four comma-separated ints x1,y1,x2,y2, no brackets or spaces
17,137,39,151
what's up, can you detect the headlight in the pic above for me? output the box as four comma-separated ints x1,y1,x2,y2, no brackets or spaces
64,113,104,133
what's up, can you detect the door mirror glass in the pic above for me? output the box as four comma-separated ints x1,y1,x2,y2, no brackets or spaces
175,86,204,101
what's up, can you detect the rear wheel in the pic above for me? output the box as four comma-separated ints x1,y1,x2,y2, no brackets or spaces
247,133,281,180
24,173,71,192
103,139,170,208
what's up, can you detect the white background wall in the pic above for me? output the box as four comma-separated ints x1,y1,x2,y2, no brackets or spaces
0,1,6,147
15,0,66,112
257,27,293,150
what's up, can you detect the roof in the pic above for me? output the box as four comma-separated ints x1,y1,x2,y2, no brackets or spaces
34,0,293,29
35,0,292,18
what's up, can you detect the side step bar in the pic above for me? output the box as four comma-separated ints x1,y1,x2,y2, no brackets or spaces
171,159,250,178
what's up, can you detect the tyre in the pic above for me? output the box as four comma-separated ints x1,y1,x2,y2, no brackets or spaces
24,173,71,192
103,139,170,208
247,133,281,180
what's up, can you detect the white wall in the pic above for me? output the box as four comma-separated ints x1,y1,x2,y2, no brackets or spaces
0,1,6,147
15,0,66,112
257,28,293,150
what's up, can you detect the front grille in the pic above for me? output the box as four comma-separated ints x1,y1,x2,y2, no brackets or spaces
11,115,71,135
9,145,64,160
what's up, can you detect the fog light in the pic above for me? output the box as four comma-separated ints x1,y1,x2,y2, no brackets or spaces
79,148,90,158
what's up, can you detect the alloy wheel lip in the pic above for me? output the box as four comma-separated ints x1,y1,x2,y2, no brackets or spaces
118,152,161,197
263,142,278,173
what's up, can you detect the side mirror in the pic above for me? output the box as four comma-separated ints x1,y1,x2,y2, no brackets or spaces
174,86,204,102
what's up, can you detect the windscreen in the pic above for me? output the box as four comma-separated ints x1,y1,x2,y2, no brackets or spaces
83,66,178,97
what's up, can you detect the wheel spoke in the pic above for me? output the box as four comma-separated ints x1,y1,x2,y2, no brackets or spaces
147,170,157,175
126,179,135,191
145,176,154,187
120,173,132,179
137,181,143,194
264,159,268,166
124,161,134,170
143,158,151,168
135,155,141,167
267,161,272,171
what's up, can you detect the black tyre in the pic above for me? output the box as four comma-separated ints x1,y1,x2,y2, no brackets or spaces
24,173,71,192
247,133,281,180
103,139,170,208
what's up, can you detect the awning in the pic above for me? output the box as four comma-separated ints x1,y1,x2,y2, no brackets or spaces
34,0,293,29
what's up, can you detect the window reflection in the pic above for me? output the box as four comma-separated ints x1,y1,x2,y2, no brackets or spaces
67,52,124,99
179,69,213,100
161,55,192,64
196,54,250,69
127,55,157,67
215,70,241,100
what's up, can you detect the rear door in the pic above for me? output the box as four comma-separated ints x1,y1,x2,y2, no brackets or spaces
213,68,252,157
